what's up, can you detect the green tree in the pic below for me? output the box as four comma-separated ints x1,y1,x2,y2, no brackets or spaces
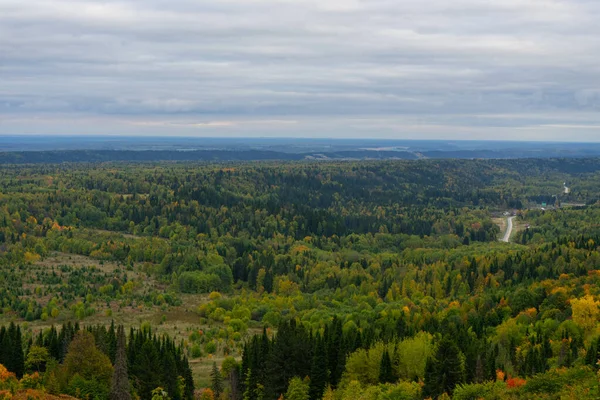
285,377,309,400
110,325,131,400
211,361,224,399
308,335,328,400
63,331,114,388
424,338,465,398
25,345,49,373
378,349,394,384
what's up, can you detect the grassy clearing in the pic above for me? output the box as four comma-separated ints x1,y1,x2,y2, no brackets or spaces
1,251,244,386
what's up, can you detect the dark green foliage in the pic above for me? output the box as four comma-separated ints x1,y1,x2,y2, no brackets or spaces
4,159,600,398
308,335,328,400
585,337,599,368
0,322,24,378
378,349,394,384
424,337,466,398
325,316,346,387
211,362,224,399
110,325,131,400
264,320,312,399
0,323,193,400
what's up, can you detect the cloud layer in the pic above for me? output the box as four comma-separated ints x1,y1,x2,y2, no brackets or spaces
2,0,600,140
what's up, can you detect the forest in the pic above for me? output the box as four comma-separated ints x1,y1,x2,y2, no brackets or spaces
0,158,600,399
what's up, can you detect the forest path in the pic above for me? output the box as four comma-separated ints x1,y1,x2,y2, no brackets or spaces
501,216,515,242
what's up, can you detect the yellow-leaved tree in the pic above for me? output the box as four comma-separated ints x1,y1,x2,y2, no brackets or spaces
571,295,600,334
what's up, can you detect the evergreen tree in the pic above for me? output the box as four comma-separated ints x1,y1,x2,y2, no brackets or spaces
110,325,131,400
378,349,394,384
108,321,118,363
423,356,437,399
326,317,345,387
135,340,163,399
1,323,25,378
211,362,224,399
308,335,328,400
424,337,465,398
585,338,599,367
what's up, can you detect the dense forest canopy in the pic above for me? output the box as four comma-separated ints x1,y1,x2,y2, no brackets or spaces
0,158,600,399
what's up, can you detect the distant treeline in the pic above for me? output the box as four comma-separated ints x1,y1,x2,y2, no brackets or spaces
0,150,417,164
4,149,600,164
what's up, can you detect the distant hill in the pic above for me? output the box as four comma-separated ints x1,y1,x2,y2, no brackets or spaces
0,149,416,164
2,137,600,163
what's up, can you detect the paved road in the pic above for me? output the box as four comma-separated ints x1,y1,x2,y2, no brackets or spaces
501,216,515,242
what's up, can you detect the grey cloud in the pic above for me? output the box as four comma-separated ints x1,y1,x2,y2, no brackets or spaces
2,0,600,140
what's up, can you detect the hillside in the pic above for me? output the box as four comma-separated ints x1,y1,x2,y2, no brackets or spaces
0,158,599,399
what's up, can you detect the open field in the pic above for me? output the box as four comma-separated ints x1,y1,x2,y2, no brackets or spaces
0,251,244,384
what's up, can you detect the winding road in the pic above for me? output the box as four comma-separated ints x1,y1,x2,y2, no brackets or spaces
501,216,515,242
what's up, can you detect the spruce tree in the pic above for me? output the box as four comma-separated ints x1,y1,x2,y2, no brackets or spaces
211,362,224,399
326,317,345,387
308,335,328,400
8,323,24,378
424,337,465,398
378,349,394,384
585,338,599,367
108,321,117,363
423,356,437,399
110,326,131,400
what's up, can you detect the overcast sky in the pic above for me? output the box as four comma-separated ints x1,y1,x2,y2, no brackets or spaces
2,0,600,140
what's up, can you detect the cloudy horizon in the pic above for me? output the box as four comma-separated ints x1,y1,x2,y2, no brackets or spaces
2,0,600,141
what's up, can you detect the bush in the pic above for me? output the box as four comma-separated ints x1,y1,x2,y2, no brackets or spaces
204,341,217,354
190,344,203,358
227,318,247,333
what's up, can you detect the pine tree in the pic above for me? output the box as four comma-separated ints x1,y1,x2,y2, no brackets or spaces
326,317,345,387
108,321,117,363
308,335,327,400
3,323,25,378
378,349,394,384
585,338,599,367
110,326,131,400
423,356,437,399
211,362,224,399
424,337,465,398
135,340,163,399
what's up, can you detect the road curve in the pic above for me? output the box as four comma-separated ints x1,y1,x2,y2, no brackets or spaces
501,216,515,242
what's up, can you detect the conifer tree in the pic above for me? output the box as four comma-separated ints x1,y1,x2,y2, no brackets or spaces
110,325,131,400
423,356,437,398
326,317,345,387
108,320,118,363
211,361,224,399
423,337,465,398
308,335,327,400
378,349,394,384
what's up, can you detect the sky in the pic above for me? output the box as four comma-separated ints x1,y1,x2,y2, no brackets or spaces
2,0,600,141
